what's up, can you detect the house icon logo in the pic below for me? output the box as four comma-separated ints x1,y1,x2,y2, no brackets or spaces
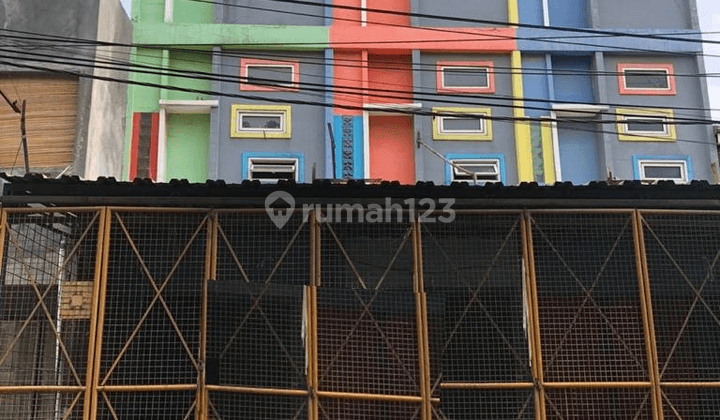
265,191,295,229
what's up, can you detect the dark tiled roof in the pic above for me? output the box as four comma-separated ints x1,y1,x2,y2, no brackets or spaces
2,174,720,209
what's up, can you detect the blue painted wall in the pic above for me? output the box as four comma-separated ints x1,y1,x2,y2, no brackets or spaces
557,122,601,184
552,56,594,103
517,0,543,26
522,54,551,118
549,0,588,28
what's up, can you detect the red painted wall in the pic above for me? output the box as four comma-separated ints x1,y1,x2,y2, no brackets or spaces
367,54,413,104
369,116,415,184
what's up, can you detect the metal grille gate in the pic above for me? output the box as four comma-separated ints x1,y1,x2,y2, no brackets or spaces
1,208,720,419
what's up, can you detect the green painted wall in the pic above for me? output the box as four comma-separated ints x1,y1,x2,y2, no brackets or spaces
133,24,328,49
167,50,213,101
174,0,215,24
166,114,211,182
132,0,165,23
131,47,164,111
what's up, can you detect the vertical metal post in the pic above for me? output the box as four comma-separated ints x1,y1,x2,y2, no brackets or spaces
20,100,30,174
412,217,431,420
308,211,320,420
198,212,216,420
522,212,547,420
633,211,663,420
85,208,112,420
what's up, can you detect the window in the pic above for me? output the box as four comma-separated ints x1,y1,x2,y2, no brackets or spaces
450,159,500,183
242,152,304,182
633,156,691,183
616,108,676,141
445,154,505,184
247,158,299,183
433,107,493,140
240,58,299,91
436,61,495,94
231,105,292,138
617,63,676,95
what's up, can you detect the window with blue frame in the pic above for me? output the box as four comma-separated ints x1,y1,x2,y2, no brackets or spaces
632,156,692,184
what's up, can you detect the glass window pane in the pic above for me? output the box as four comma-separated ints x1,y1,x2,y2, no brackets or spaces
246,66,294,86
241,115,283,130
643,165,683,179
624,70,669,89
626,118,666,133
443,67,488,88
442,117,484,132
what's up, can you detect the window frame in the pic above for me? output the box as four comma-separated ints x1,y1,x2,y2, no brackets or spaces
242,152,305,183
615,108,676,142
617,63,676,95
632,156,691,183
240,58,300,92
445,154,506,184
432,107,493,141
230,104,292,139
436,61,495,94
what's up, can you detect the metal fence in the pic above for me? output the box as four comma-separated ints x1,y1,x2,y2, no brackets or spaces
0,207,719,419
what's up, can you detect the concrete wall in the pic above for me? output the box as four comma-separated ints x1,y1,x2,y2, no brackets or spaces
217,0,325,26
215,50,327,183
84,0,132,179
416,53,517,185
594,0,692,29
602,54,715,181
415,0,508,27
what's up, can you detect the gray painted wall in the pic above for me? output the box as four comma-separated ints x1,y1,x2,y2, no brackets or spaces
83,0,132,179
416,53,517,185
0,0,130,179
215,51,327,183
415,0,507,27
594,0,692,29
217,0,324,25
602,54,715,180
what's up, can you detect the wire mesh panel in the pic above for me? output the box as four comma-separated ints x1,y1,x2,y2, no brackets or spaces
207,281,306,389
436,388,534,420
97,390,197,419
97,210,208,418
544,388,652,419
318,397,422,420
208,392,308,420
216,211,309,287
317,288,421,395
531,212,648,384
320,218,414,290
662,388,720,419
422,213,531,418
642,213,720,384
0,209,101,420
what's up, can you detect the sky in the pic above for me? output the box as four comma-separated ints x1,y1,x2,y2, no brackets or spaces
118,0,720,120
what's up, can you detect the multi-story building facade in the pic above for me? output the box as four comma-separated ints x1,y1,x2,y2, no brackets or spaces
125,0,717,185
0,0,131,179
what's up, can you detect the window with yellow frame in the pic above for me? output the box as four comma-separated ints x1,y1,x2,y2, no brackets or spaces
231,104,292,139
432,107,493,141
615,108,676,142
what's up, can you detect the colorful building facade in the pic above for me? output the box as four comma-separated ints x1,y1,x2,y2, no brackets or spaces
125,0,717,185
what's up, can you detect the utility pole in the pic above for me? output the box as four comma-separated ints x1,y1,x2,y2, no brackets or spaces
0,89,30,174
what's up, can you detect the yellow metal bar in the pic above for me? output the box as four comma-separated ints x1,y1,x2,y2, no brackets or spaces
540,119,556,184
441,382,535,389
87,207,112,420
309,210,320,420
511,50,534,183
660,382,720,388
205,385,309,396
0,386,85,393
522,212,546,420
413,218,431,420
634,211,664,420
198,212,216,420
99,384,198,392
541,382,653,389
2,206,105,213
316,391,424,403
